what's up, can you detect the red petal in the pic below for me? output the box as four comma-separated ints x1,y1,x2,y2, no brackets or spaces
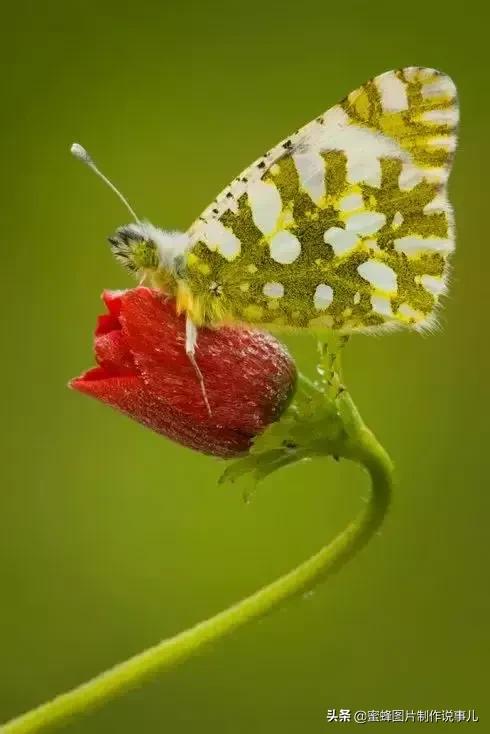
119,289,295,430
95,291,125,336
70,373,254,457
94,331,135,375
70,287,296,458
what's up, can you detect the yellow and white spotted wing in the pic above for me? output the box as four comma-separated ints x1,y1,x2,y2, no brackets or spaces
179,67,458,333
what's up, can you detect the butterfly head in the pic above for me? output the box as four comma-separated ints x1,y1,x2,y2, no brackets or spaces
108,222,189,287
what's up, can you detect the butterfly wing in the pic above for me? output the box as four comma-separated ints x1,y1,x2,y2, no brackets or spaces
183,67,458,332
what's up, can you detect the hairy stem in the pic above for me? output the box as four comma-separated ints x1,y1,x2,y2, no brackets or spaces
1,398,393,734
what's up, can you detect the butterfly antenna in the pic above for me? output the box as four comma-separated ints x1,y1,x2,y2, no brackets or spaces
70,143,140,223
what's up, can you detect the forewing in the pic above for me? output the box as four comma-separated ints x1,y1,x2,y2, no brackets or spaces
186,67,458,332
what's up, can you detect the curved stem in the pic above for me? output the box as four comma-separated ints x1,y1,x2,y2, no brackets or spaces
1,413,393,734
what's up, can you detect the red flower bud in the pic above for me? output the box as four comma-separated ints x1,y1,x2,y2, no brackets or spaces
70,288,296,457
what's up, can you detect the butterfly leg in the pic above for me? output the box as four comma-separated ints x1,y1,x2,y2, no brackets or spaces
317,334,349,399
185,315,212,416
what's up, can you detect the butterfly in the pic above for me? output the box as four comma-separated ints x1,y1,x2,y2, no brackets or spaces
72,66,458,408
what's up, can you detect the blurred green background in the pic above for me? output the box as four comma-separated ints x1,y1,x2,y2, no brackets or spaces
1,1,488,731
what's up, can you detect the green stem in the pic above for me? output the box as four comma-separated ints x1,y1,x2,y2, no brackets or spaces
1,406,393,734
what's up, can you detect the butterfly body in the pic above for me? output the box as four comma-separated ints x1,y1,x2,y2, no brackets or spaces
109,67,458,339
